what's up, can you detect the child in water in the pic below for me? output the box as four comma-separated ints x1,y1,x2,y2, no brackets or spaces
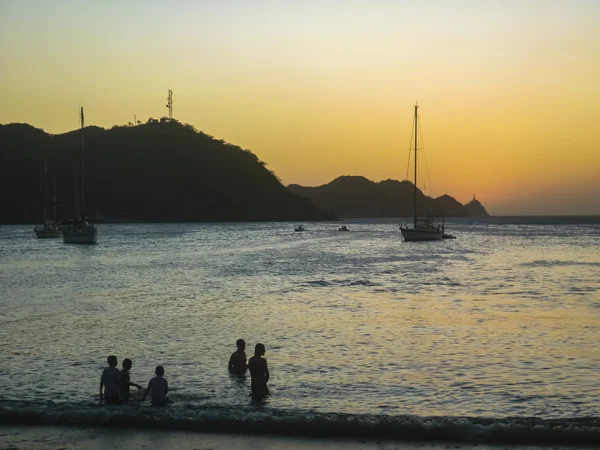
100,355,121,405
141,365,169,406
248,343,270,399
228,339,247,375
120,358,142,403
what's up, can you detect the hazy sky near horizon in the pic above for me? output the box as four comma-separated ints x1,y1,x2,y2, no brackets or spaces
1,1,599,215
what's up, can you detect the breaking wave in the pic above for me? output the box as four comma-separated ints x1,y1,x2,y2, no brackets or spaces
304,279,377,288
1,402,599,445
521,260,600,268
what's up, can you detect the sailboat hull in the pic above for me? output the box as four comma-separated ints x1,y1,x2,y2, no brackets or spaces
63,226,97,245
400,227,444,242
35,227,63,238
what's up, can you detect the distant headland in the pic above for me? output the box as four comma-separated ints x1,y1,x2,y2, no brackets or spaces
0,121,488,224
289,176,489,218
0,121,335,224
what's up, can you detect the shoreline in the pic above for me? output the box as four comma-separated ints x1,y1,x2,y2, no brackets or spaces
2,406,600,447
6,216,600,227
0,425,590,450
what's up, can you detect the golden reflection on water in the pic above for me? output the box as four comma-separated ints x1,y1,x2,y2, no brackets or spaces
0,221,599,418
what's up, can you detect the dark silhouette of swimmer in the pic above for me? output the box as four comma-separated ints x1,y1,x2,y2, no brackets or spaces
228,339,248,375
142,365,169,406
100,355,120,405
120,358,142,403
248,343,269,399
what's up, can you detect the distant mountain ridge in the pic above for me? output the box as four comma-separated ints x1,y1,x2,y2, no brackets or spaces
0,121,335,223
288,176,489,218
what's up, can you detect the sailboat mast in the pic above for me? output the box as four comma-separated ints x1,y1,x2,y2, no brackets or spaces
53,179,57,222
43,149,48,223
73,157,79,218
80,107,85,217
413,102,418,228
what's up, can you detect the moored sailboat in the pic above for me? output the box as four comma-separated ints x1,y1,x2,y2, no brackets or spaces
34,151,62,238
400,103,445,242
63,107,97,245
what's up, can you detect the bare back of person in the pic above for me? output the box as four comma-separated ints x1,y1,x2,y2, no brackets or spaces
228,350,247,375
248,353,269,398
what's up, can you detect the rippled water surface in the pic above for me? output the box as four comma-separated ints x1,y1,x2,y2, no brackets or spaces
1,218,600,421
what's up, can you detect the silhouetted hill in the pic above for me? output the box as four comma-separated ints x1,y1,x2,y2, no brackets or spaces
0,121,335,223
288,176,489,218
434,194,469,217
465,197,489,216
60,125,105,139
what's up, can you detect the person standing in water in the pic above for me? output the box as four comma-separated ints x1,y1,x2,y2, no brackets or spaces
100,355,121,405
141,365,169,406
248,343,269,399
228,339,248,375
120,358,142,403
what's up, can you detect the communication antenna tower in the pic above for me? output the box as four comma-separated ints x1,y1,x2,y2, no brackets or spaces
166,90,173,119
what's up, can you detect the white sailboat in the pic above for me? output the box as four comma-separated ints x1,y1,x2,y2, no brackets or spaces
34,150,62,238
400,103,445,242
63,107,97,245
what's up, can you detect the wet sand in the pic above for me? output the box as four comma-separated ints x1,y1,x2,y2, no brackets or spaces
0,425,583,450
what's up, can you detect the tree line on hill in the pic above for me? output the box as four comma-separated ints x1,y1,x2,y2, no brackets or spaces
0,121,334,224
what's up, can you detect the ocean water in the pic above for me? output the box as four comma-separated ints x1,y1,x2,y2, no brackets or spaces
1,218,600,443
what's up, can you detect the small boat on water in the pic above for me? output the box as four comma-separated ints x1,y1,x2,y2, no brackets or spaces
63,215,97,244
399,103,448,242
339,225,349,232
35,222,62,239
294,225,304,232
34,150,62,238
63,107,97,245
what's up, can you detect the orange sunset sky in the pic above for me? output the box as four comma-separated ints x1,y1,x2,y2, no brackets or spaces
1,1,599,215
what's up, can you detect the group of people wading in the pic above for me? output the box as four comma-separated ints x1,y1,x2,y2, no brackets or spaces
100,357,169,406
228,340,270,399
99,339,269,405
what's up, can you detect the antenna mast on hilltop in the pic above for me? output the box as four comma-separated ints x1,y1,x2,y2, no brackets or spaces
166,90,173,119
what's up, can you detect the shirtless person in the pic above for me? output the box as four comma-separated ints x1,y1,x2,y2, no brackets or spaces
142,365,169,406
120,358,142,403
248,343,269,399
228,339,247,375
100,355,121,404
